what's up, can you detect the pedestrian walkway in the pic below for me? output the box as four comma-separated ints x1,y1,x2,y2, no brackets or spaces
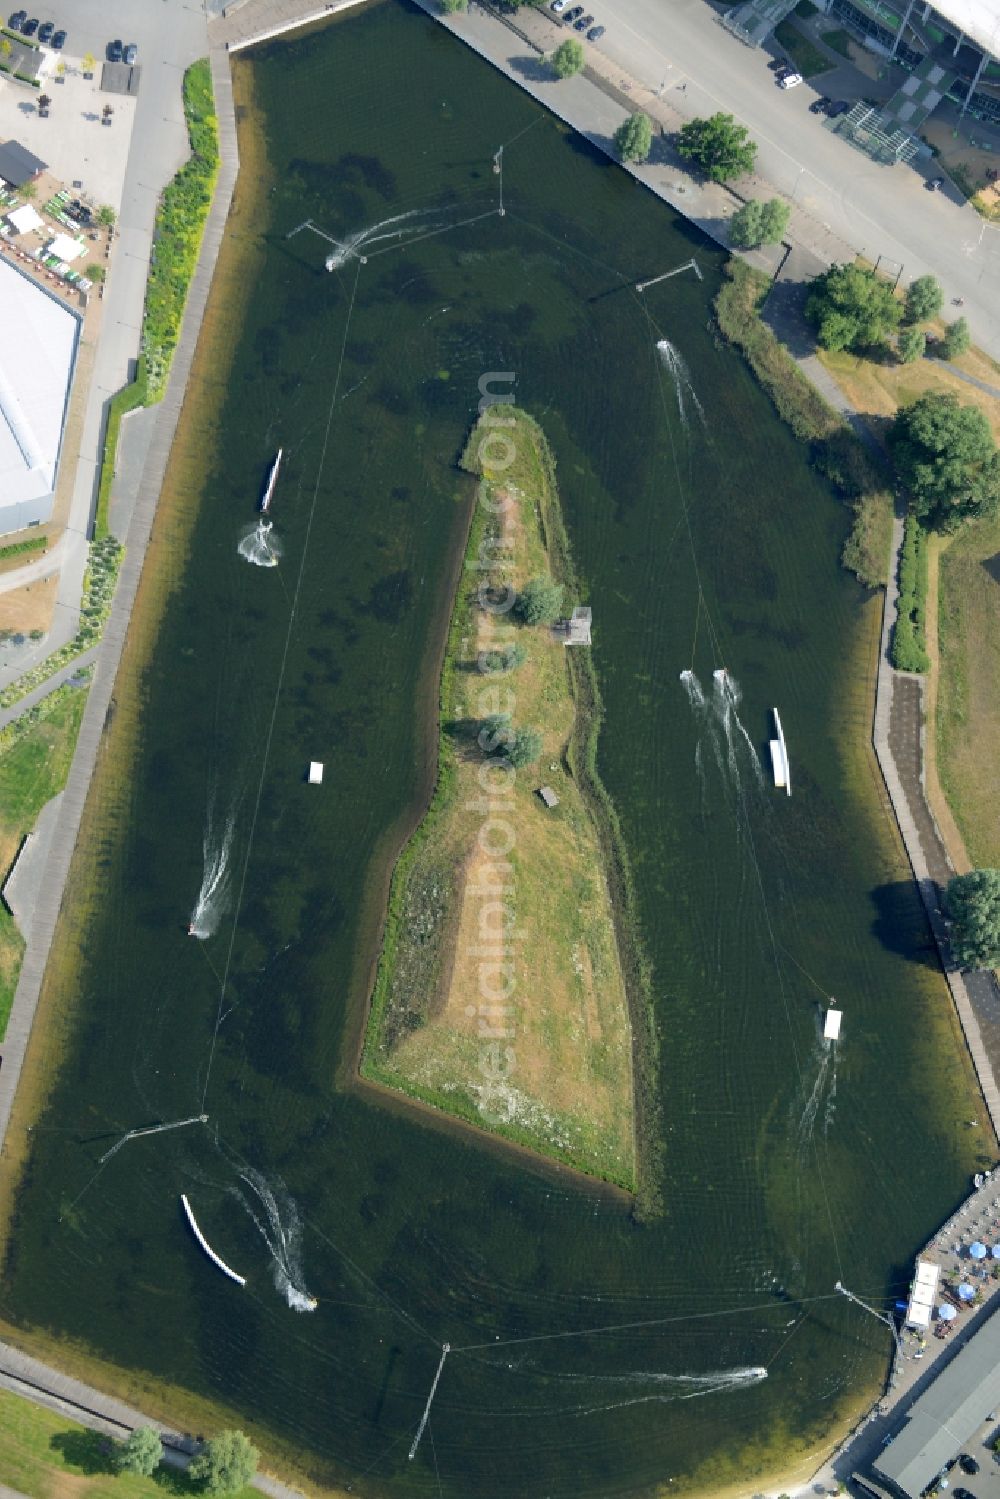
210,0,367,52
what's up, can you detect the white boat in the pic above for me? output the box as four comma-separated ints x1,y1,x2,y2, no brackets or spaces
824,1007,842,1041
769,708,791,796
260,448,282,513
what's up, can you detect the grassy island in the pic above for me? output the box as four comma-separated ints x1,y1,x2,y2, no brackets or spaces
361,408,640,1188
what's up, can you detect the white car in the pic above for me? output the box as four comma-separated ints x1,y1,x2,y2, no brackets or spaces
778,71,804,88
551,0,569,10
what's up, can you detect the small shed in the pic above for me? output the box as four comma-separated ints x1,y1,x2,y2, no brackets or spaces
308,761,324,785
0,140,46,189
7,203,42,236
563,606,592,647
537,786,559,809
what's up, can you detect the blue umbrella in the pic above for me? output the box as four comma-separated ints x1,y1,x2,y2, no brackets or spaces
992,1245,1000,1260
958,1282,975,1300
970,1241,988,1260
938,1303,957,1321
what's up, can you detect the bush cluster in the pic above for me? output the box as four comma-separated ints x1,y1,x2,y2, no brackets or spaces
142,59,219,400
0,534,47,562
0,537,123,710
891,514,930,673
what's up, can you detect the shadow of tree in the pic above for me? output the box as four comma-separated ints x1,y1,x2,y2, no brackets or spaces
50,1429,117,1475
509,54,551,82
870,880,940,966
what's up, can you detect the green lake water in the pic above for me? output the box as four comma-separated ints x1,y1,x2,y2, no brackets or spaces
1,4,988,1494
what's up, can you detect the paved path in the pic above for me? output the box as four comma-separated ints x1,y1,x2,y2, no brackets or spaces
211,0,368,52
941,359,1000,403
0,650,97,735
0,1340,304,1499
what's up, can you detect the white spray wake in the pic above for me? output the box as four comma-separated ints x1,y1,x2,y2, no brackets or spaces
238,1168,317,1312
557,1365,767,1414
656,338,706,429
237,519,282,569
680,669,763,792
189,799,235,940
324,207,445,270
798,1031,839,1145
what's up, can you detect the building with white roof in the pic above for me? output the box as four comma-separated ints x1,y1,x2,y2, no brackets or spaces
46,233,85,264
6,204,43,237
0,256,80,535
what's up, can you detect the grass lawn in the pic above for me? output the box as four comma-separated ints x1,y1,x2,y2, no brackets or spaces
362,409,636,1188
817,345,1000,445
821,27,853,58
773,18,833,76
0,684,88,1037
0,1385,257,1499
937,512,1000,867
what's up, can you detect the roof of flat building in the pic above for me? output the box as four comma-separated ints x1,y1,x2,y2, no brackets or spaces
873,1303,1000,1498
0,140,47,188
0,257,79,513
930,2,1000,61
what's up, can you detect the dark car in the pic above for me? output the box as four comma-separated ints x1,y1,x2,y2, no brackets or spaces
574,12,593,29
959,1458,979,1476
563,4,583,18
37,19,52,40
21,15,38,34
587,22,604,39
8,9,27,28
123,41,137,64
107,37,122,61
952,1488,976,1499
810,96,830,114
50,26,64,46
827,99,851,117
769,57,789,71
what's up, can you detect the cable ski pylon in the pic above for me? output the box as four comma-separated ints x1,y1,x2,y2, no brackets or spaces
98,1114,209,1166
408,1343,451,1461
636,257,703,293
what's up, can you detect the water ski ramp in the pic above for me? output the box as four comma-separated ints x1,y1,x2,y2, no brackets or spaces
180,1194,246,1286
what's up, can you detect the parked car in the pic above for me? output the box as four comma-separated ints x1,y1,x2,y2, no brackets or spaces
768,57,787,71
50,26,64,46
778,71,803,88
926,176,943,191
827,98,851,117
574,12,593,29
37,18,52,41
810,96,830,114
123,41,137,63
20,15,38,34
587,22,604,39
551,0,568,11
107,37,122,61
958,1458,980,1477
8,9,27,28
563,5,583,19
952,1488,976,1499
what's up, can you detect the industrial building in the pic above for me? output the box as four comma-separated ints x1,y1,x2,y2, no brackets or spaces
0,255,80,535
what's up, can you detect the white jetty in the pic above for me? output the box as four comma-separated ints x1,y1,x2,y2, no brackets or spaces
308,761,324,785
769,708,791,796
180,1195,246,1287
823,1007,842,1041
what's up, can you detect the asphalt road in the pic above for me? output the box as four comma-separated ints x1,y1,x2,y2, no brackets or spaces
582,0,1000,358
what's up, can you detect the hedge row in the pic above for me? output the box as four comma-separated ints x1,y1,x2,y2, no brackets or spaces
892,513,930,673
0,534,47,562
0,669,91,757
714,259,894,590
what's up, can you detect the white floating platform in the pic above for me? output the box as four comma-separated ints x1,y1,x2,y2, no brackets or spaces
308,761,324,785
824,1007,842,1041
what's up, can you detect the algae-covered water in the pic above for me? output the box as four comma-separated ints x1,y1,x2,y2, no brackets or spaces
0,3,988,1495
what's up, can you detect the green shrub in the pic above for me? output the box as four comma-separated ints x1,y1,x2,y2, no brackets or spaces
897,327,926,364
940,316,971,360
0,534,47,562
891,514,930,672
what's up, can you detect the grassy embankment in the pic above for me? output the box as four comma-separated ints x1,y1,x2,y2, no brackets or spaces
0,679,89,1037
362,408,655,1197
0,1384,257,1499
95,57,219,541
714,259,894,589
773,16,833,77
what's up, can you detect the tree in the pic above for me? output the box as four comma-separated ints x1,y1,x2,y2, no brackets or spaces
889,390,1000,531
515,576,563,625
508,726,543,768
478,712,513,756
189,1431,258,1495
904,274,942,325
940,316,970,360
613,112,653,165
438,0,466,11
478,641,526,674
85,263,107,282
0,37,11,65
729,196,790,249
805,263,901,353
897,327,925,365
551,39,584,78
81,50,96,76
117,1427,163,1478
97,204,116,228
37,94,51,115
946,870,1000,969
677,113,756,183
20,181,36,200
